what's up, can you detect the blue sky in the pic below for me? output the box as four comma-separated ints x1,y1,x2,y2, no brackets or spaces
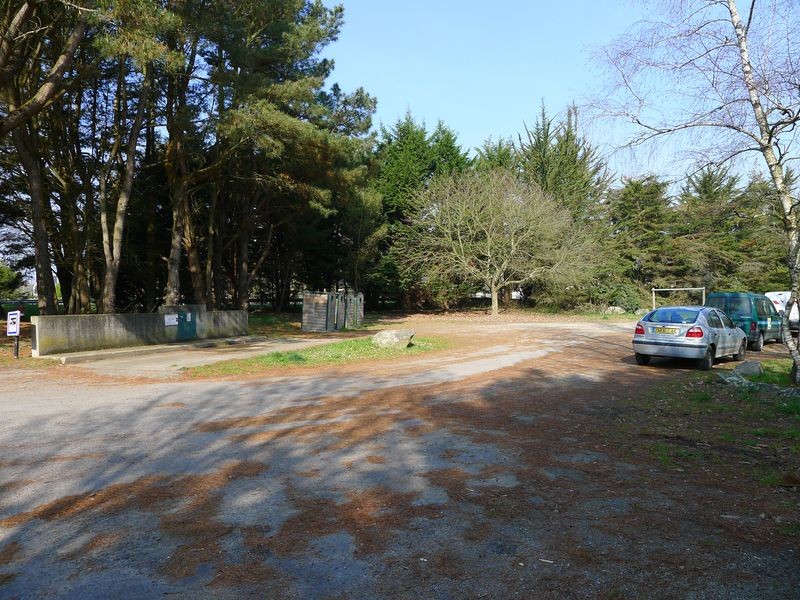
322,1,646,171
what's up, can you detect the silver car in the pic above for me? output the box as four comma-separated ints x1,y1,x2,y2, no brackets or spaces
632,306,748,370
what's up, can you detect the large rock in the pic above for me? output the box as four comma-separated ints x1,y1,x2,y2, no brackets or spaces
372,329,415,349
734,360,764,377
604,306,626,315
717,371,751,387
634,308,649,316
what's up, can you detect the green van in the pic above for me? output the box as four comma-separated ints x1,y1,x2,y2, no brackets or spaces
704,292,782,351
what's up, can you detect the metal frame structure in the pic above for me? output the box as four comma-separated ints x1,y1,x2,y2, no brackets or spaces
651,287,706,310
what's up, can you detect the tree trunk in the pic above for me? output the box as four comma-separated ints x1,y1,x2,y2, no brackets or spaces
278,266,292,312
164,105,189,307
205,185,219,308
727,0,800,383
70,253,90,313
237,218,250,311
163,32,200,309
491,282,499,316
54,258,72,313
165,185,185,306
211,193,226,308
63,186,89,313
143,70,158,311
181,191,207,306
0,16,87,139
12,125,58,314
100,63,151,314
144,205,158,310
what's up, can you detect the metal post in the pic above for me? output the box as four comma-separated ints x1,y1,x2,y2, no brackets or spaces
13,336,19,359
702,287,706,305
652,288,656,311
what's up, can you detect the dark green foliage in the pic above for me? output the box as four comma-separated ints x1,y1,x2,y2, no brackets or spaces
429,121,471,177
589,281,645,312
0,1,791,317
591,168,790,310
376,114,433,222
517,104,610,221
365,114,472,306
0,263,23,298
607,176,673,286
474,137,516,172
0,0,381,314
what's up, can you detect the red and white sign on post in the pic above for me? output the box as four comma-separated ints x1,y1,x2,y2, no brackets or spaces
6,310,21,359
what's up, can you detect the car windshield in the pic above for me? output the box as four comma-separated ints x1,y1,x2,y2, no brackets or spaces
646,308,700,324
706,297,725,310
728,298,751,317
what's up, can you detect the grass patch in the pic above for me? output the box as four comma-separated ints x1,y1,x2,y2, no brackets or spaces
758,469,784,487
616,374,800,491
691,390,713,403
779,522,800,537
777,397,800,418
185,336,449,377
649,442,700,466
650,442,675,466
0,321,58,369
751,427,800,439
747,358,793,386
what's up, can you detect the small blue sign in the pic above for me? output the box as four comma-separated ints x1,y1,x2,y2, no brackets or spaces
6,311,20,337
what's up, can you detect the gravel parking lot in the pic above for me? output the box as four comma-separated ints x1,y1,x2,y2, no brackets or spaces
0,316,797,599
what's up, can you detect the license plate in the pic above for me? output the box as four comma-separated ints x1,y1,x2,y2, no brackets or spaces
654,327,678,334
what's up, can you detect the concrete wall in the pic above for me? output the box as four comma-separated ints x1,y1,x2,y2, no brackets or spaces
301,292,364,332
301,292,333,332
344,293,364,329
30,310,248,357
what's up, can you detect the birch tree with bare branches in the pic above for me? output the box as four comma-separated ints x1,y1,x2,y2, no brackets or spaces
598,0,800,380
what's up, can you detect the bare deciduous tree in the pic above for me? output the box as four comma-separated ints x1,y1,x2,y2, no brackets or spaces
598,0,800,380
403,169,595,316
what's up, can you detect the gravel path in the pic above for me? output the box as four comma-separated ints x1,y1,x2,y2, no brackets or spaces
0,319,796,599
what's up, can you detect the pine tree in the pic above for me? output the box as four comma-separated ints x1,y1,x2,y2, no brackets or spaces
517,104,609,222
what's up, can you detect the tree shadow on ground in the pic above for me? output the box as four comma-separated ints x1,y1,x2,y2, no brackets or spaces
0,336,797,598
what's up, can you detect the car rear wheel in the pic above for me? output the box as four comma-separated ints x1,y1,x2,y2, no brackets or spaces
734,340,746,361
698,347,714,371
749,332,764,352
634,353,650,366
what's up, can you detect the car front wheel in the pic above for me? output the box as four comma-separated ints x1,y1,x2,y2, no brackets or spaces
635,353,651,366
699,347,715,371
749,332,764,352
734,340,746,361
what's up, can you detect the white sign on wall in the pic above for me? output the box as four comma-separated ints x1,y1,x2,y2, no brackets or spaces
6,311,21,337
164,314,179,327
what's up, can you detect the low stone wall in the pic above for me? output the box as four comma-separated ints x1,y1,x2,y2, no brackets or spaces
30,310,248,357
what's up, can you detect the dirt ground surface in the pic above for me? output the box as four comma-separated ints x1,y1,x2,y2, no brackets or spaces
44,335,352,379
0,315,798,599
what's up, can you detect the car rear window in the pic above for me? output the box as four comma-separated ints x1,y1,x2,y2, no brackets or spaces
728,297,751,317
645,308,700,324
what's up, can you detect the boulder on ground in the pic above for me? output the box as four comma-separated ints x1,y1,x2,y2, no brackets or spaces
717,371,751,386
634,308,649,316
372,329,415,349
733,360,764,377
604,306,626,315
